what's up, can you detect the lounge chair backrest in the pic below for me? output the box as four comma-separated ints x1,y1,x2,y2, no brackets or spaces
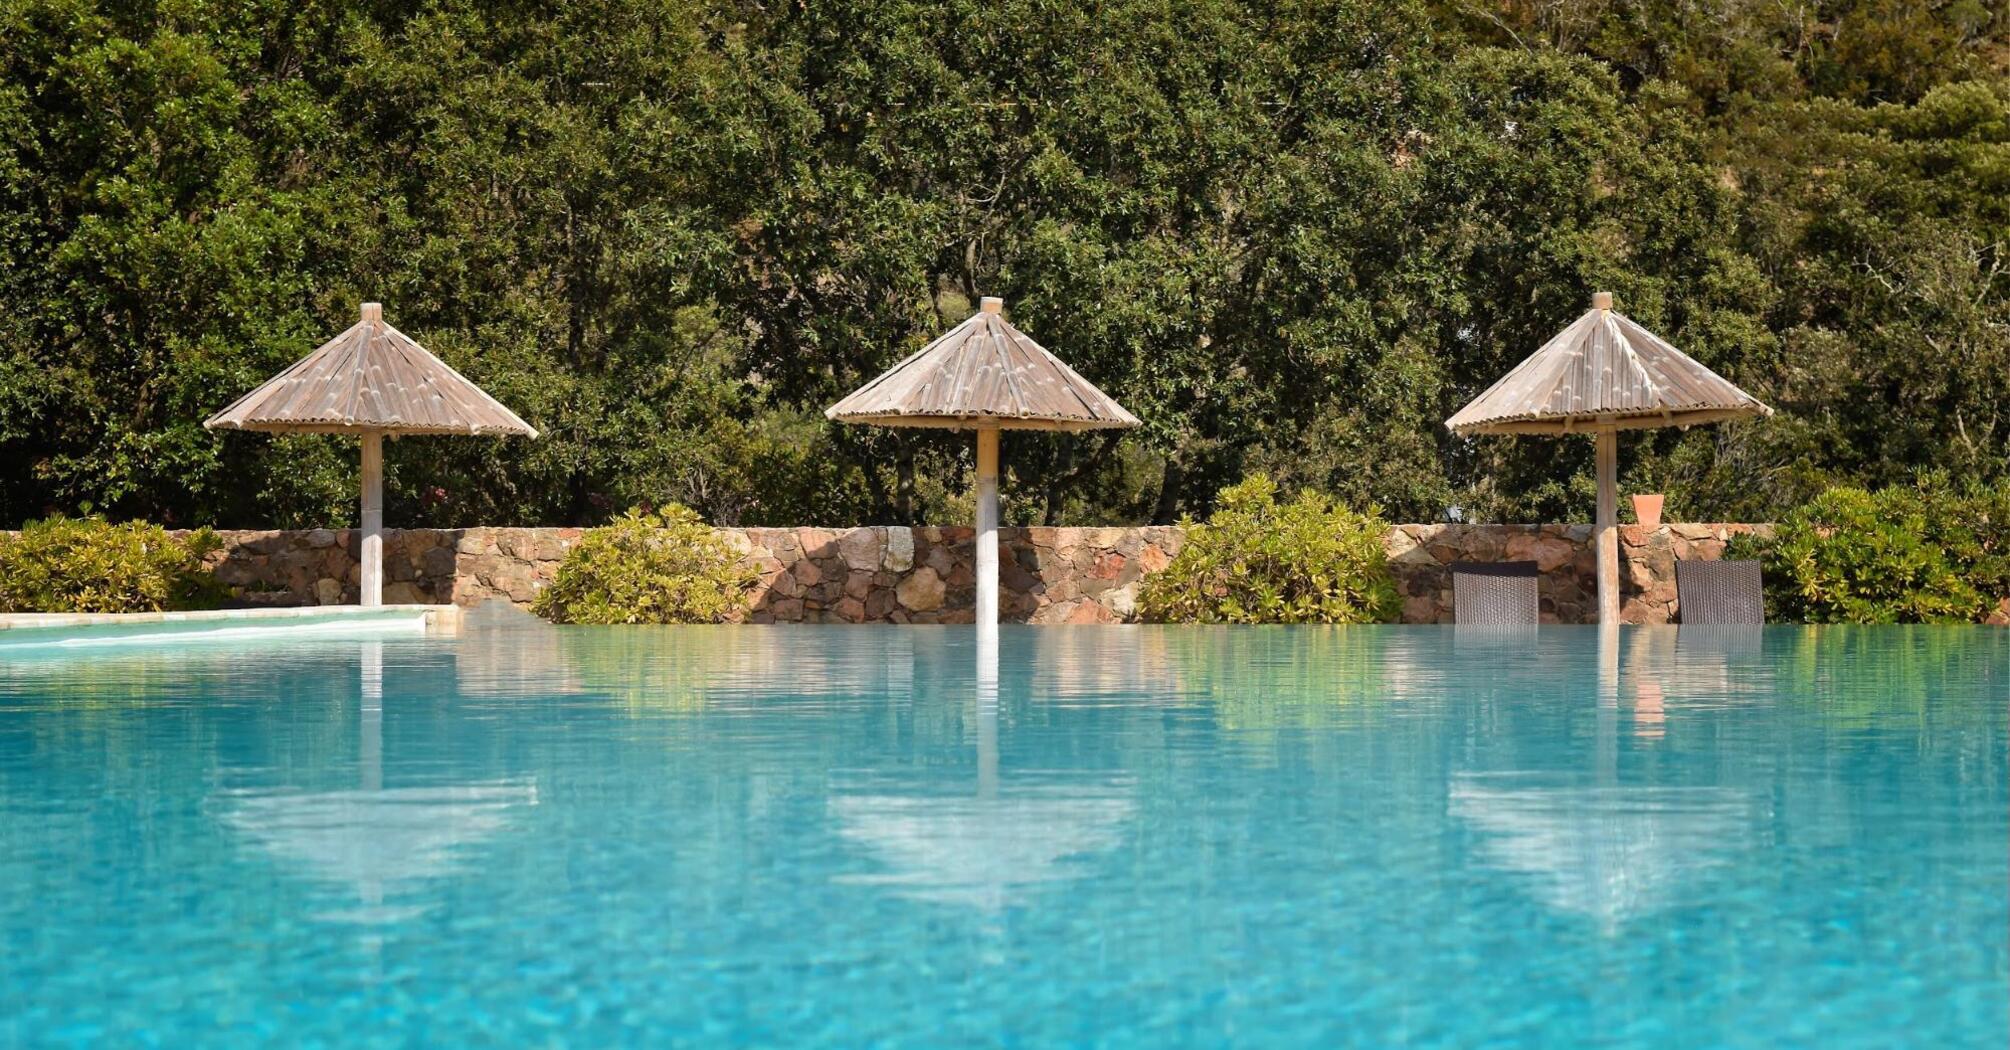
1451,561,1540,625
1675,560,1764,625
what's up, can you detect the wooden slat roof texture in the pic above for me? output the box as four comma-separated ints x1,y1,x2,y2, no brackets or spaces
206,304,537,437
827,299,1140,432
1446,294,1770,435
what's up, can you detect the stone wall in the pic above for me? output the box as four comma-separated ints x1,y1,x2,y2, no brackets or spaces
730,526,1184,624
1385,523,1769,625
200,527,584,608
182,522,1763,624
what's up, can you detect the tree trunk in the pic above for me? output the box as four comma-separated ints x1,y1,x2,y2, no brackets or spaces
1043,442,1070,525
895,445,916,525
838,428,893,522
1151,457,1184,525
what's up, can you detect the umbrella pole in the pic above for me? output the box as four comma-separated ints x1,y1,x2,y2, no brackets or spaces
975,426,1000,637
360,432,384,606
1595,426,1618,625
360,641,383,792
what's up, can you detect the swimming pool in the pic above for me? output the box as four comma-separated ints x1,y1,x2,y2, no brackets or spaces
1,624,2002,1046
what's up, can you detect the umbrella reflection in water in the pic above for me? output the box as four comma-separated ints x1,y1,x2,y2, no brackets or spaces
830,633,1134,912
1450,777,1757,931
1452,627,1762,931
215,641,537,925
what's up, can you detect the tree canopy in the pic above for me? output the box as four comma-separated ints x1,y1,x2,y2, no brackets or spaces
1,0,2004,528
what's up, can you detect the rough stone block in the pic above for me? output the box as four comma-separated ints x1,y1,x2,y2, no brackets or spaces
883,528,914,572
1504,532,1579,573
838,528,882,572
383,581,426,604
215,561,260,587
896,568,946,612
1066,600,1115,624
1001,561,1039,594
1087,527,1126,549
534,531,573,562
797,528,836,556
495,569,538,604
422,546,458,577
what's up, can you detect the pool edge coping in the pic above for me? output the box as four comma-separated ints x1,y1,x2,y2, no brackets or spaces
0,604,462,633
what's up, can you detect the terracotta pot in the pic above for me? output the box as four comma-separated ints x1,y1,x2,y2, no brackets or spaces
1631,493,1665,529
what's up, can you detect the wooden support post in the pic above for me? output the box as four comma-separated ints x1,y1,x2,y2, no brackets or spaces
1595,426,1618,625
975,425,1000,637
360,432,384,607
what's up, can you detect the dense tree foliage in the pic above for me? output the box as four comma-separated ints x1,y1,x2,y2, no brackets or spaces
1,0,2004,528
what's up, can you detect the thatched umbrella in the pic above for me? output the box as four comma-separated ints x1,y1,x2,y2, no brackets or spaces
827,297,1139,632
207,303,536,605
1446,292,1769,624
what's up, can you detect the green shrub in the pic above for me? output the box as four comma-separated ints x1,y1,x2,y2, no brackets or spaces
1139,475,1400,624
532,505,757,624
0,517,224,613
1730,477,2010,623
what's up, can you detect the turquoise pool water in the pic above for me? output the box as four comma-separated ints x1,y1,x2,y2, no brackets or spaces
0,624,2003,1047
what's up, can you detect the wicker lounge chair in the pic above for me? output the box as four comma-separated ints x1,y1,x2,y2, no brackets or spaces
1451,561,1540,625
1675,560,1764,625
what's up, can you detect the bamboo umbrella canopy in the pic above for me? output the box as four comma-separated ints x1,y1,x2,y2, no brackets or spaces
827,297,1138,633
206,302,536,606
1446,292,1770,624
